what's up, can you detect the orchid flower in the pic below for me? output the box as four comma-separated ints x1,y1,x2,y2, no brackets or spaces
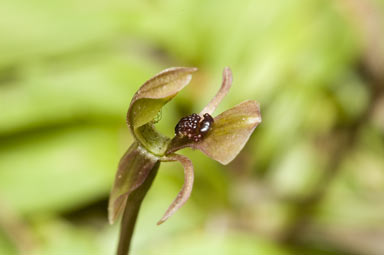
108,67,261,254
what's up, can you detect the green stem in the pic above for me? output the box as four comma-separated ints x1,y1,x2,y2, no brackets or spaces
117,162,159,255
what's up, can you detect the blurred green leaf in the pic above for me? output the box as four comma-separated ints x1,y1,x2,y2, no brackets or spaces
0,126,123,214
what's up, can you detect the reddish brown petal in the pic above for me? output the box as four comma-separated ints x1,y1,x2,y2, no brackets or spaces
127,67,197,130
157,154,194,225
199,67,232,116
194,100,261,165
108,143,159,224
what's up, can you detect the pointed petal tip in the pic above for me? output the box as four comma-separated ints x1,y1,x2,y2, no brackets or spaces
223,67,233,81
108,203,118,224
156,154,194,225
156,217,167,226
107,202,115,225
108,202,120,225
199,67,233,115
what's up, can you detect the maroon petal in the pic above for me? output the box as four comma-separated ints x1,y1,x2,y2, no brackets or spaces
108,143,159,224
127,67,197,131
157,154,194,225
126,67,197,155
199,67,232,116
195,100,261,165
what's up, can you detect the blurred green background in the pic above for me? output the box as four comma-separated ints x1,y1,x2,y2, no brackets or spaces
1,0,384,254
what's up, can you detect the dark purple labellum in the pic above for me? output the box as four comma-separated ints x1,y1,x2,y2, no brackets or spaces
199,113,214,134
175,113,214,142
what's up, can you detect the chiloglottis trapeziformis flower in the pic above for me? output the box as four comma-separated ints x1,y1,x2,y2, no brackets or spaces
108,67,262,225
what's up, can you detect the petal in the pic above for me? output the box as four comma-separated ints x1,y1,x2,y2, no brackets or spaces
127,67,197,156
108,142,159,224
157,154,194,225
195,100,261,165
199,67,232,116
127,67,197,130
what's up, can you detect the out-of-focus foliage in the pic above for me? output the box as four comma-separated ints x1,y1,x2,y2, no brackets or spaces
0,0,384,254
